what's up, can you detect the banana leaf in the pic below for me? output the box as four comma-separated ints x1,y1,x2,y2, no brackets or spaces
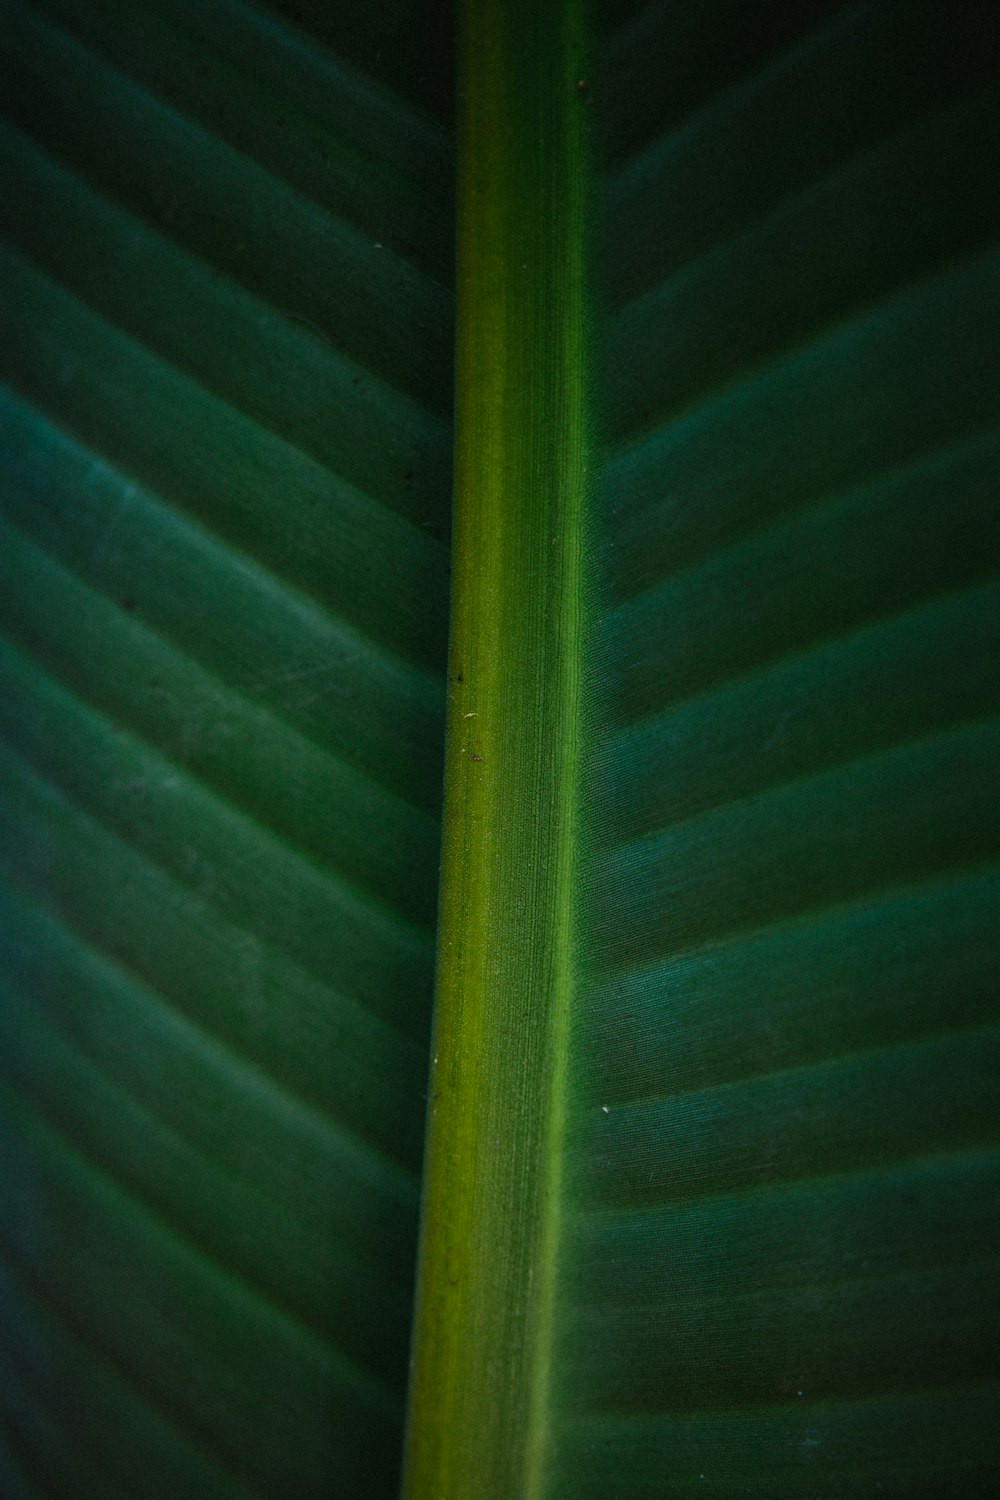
0,1,998,1497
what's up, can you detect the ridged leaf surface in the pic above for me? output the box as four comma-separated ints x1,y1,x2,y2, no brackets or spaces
2,2,999,1498
560,3,1000,1496
0,2,453,1494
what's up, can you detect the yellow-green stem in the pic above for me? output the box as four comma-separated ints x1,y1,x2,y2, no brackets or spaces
402,0,590,1494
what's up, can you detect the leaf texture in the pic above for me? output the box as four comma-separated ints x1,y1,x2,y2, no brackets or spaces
554,3,1000,1496
0,1,454,1494
2,1,1000,1497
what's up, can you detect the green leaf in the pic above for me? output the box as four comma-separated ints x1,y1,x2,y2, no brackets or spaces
0,1,453,1493
2,2,999,1498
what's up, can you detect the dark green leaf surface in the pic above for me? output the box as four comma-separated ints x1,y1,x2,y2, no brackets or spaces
553,3,1000,1496
2,1,999,1496
0,1,453,1494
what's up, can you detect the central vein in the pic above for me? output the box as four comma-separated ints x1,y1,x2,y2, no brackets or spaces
402,0,591,1495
